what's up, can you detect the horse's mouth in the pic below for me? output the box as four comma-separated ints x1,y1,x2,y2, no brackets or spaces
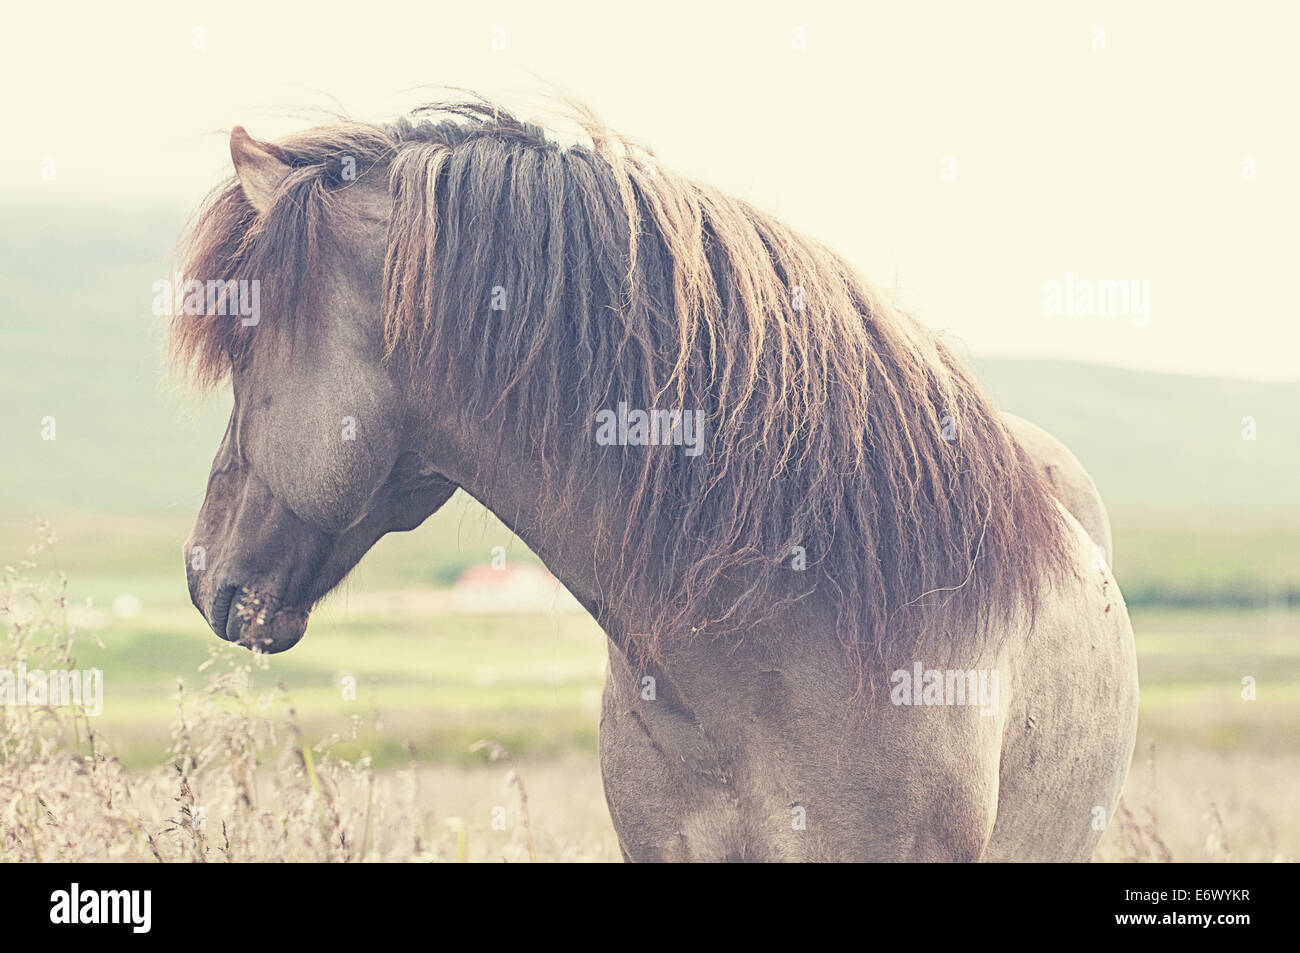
213,585,309,654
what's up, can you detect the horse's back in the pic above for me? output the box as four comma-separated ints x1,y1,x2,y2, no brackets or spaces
1001,412,1113,565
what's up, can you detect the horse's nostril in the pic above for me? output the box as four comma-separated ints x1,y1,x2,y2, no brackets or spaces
209,584,237,640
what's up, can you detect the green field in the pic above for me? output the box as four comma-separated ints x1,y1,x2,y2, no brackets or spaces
4,507,1298,772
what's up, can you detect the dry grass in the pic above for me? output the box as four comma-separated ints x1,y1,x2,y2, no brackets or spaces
1094,742,1298,863
0,533,614,862
0,621,610,861
2,532,1292,862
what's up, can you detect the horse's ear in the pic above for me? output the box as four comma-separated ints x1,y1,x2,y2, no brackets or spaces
230,126,291,214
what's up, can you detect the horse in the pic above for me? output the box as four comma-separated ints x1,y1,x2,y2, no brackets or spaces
173,100,1138,861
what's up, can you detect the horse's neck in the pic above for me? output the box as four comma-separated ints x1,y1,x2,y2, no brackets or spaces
427,415,627,633
424,412,851,704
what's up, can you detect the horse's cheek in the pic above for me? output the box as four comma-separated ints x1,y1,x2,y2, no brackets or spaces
249,410,394,533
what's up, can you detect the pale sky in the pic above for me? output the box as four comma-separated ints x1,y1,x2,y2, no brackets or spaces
4,0,1297,380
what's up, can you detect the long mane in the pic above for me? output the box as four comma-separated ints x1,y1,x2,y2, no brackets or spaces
172,98,1072,690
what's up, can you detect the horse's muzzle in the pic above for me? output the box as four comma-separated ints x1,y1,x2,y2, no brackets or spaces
215,584,309,654
185,540,311,654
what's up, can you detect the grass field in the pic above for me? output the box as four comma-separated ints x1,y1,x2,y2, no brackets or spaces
2,505,1297,861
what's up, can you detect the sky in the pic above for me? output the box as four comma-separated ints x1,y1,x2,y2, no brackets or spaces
3,0,1298,380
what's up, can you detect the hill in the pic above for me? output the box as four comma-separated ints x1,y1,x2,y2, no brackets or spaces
2,202,1295,533
973,357,1298,512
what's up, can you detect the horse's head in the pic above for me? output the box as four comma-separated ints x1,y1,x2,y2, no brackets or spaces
182,127,456,653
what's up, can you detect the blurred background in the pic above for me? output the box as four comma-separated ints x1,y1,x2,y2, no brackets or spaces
1,1,1296,860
